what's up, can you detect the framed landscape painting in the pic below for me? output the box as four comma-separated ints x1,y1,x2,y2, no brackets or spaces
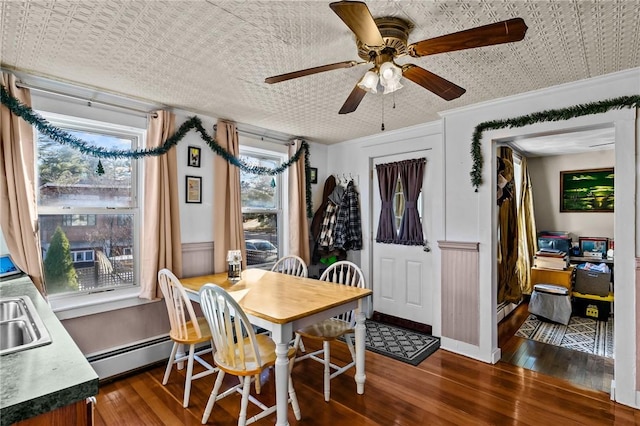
560,167,614,212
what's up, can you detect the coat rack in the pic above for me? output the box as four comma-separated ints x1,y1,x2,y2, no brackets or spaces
333,173,359,186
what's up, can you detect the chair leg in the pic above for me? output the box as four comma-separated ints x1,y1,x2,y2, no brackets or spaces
323,341,331,402
202,370,226,424
238,376,252,426
163,342,179,385
288,371,302,420
183,344,196,408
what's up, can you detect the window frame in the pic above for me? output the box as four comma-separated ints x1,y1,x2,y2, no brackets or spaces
239,146,287,269
35,112,145,309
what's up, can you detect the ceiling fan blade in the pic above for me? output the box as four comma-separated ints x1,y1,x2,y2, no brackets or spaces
402,64,465,101
265,61,360,84
339,84,367,114
330,1,384,47
409,18,528,57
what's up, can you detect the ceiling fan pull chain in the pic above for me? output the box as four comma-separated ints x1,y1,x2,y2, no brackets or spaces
381,96,385,131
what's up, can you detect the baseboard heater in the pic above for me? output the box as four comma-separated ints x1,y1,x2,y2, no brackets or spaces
87,335,174,381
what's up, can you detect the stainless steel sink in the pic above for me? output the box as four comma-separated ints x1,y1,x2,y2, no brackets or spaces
0,296,52,355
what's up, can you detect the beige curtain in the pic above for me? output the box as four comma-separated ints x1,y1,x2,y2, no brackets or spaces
497,147,522,304
288,139,310,264
213,120,245,273
0,73,46,295
516,157,537,294
139,111,183,300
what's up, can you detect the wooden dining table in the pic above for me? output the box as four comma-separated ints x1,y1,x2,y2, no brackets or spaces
180,268,372,426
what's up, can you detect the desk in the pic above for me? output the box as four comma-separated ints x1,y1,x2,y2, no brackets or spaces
181,269,372,426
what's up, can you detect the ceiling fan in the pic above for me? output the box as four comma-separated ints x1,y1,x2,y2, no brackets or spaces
264,1,528,114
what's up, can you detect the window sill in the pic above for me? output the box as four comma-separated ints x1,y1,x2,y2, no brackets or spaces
51,287,157,320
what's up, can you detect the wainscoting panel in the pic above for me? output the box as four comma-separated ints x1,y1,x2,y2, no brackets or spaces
182,242,215,277
438,241,480,346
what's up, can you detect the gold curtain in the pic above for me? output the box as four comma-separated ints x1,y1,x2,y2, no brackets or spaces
288,139,310,264
0,73,46,295
497,147,522,303
213,120,246,273
140,111,183,300
516,157,537,294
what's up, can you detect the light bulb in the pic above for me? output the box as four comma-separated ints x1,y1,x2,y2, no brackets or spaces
357,70,379,93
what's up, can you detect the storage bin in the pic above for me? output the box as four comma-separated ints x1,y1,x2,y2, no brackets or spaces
574,268,611,296
572,295,612,321
537,236,570,253
529,284,571,325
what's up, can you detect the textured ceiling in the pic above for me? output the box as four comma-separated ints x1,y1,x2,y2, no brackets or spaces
1,1,639,144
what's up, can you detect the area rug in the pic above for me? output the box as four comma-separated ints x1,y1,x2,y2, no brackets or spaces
362,320,440,366
515,314,614,358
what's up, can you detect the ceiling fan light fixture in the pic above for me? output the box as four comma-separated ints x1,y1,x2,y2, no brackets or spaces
357,70,379,93
382,79,403,95
379,61,403,93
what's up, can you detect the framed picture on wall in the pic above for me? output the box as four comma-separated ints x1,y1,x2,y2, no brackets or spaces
186,176,202,203
560,167,614,212
188,146,201,168
309,167,318,184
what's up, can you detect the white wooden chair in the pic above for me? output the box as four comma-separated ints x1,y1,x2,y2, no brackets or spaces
293,260,365,402
158,269,216,408
199,284,301,425
270,255,308,351
271,255,308,278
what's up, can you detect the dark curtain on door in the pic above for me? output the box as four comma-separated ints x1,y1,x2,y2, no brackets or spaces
497,147,522,303
375,162,398,243
397,158,426,245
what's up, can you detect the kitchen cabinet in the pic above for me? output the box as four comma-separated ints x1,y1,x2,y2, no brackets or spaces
13,398,94,426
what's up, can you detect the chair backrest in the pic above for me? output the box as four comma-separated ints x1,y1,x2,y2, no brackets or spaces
319,261,365,326
158,268,202,341
271,255,308,277
199,284,264,372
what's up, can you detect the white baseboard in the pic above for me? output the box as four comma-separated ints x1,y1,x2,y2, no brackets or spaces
87,335,173,380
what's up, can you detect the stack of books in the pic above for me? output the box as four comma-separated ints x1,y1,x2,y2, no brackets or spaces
533,248,569,270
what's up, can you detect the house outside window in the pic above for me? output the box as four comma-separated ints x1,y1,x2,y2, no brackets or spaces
239,149,284,268
36,113,142,296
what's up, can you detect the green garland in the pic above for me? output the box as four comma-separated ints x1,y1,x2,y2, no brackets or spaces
470,95,640,191
1,84,313,217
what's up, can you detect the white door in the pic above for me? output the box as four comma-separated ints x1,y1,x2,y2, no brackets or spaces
372,150,435,326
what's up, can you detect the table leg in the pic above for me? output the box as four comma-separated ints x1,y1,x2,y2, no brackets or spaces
354,300,366,394
271,323,293,426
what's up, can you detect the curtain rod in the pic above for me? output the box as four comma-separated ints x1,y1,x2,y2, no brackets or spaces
15,81,159,118
213,124,295,145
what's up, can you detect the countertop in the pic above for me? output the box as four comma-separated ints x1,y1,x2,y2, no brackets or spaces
0,276,99,425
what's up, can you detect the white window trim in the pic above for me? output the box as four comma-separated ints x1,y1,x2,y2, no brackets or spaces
37,112,146,317
51,287,155,320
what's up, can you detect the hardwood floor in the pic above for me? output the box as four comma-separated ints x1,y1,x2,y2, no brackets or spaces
499,302,614,394
94,322,634,425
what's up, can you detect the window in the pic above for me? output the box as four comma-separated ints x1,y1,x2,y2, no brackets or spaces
62,214,96,227
36,113,141,296
392,176,422,234
240,149,284,267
